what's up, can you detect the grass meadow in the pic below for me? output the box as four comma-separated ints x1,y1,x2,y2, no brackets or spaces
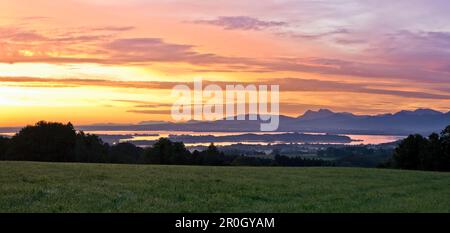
0,161,449,212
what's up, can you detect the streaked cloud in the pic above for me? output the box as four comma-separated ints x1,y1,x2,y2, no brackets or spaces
281,29,350,39
192,16,287,30
1,76,449,101
1,0,450,125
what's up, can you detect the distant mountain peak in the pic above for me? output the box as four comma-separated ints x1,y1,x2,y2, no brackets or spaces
318,108,334,114
300,109,336,120
395,108,443,116
138,121,170,125
414,108,443,115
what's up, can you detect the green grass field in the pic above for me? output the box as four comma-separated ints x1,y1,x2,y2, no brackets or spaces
0,161,449,212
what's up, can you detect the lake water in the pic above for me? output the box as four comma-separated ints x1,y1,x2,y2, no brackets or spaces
0,130,406,146
86,130,406,146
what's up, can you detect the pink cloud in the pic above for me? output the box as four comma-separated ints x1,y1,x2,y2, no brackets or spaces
193,16,287,30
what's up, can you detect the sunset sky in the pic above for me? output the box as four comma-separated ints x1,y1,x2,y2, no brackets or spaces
1,0,450,126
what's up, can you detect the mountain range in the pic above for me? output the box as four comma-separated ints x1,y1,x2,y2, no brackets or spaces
72,108,450,135
2,108,449,135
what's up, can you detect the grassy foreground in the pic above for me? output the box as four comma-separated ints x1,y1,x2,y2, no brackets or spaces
0,161,449,213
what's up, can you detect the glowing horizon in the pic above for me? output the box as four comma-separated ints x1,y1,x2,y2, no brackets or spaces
1,0,450,127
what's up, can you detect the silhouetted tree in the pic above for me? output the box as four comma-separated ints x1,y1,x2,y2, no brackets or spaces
144,138,191,164
191,150,203,165
75,132,109,163
199,143,228,165
392,134,427,170
388,126,450,171
439,126,450,171
4,122,110,163
6,121,77,162
422,133,443,171
108,142,143,164
0,136,11,160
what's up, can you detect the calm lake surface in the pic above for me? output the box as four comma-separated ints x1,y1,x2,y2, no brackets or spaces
86,130,406,146
0,130,406,146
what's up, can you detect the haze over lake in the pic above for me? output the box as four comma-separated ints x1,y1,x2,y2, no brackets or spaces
85,130,406,146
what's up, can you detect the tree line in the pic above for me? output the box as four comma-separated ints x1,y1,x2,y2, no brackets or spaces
318,146,393,168
1,121,448,171
382,125,450,171
0,121,330,167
